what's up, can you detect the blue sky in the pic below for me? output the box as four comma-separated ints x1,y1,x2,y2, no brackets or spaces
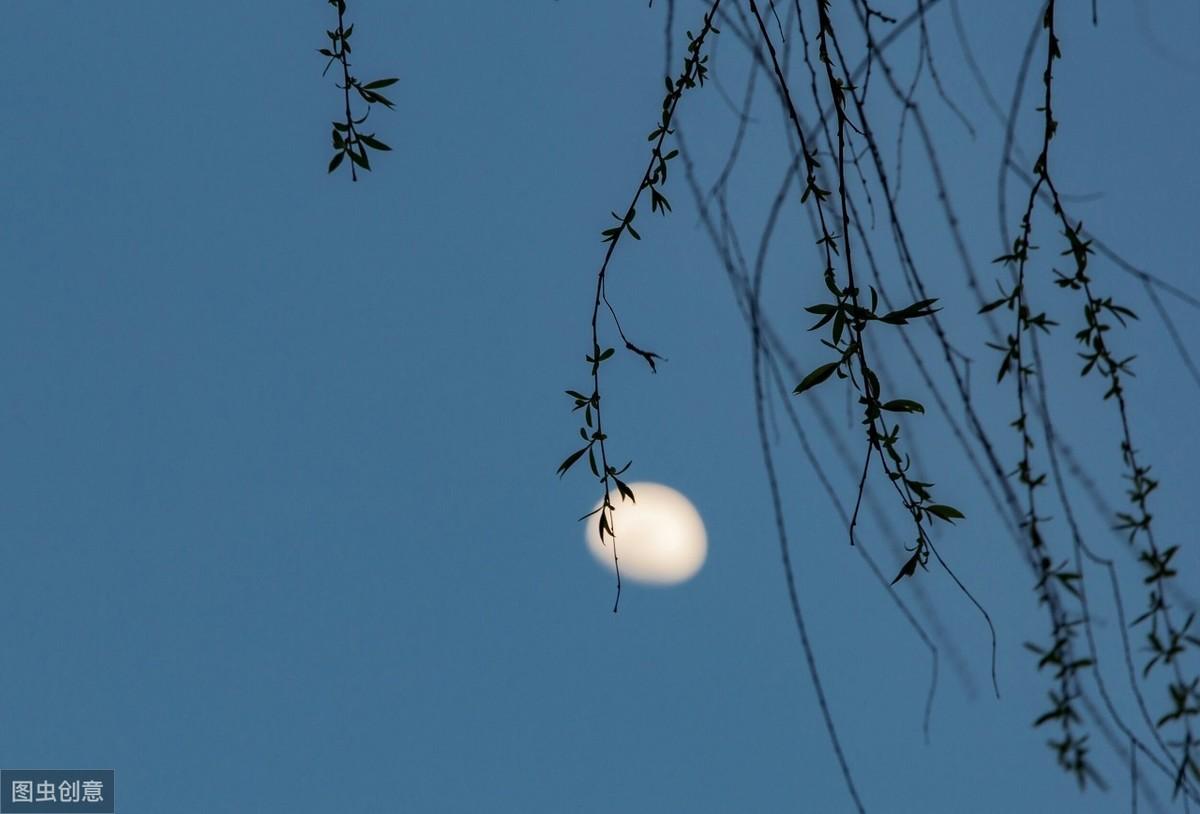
2,1,1199,811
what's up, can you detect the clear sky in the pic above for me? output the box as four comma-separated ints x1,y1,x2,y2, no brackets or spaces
2,1,1199,812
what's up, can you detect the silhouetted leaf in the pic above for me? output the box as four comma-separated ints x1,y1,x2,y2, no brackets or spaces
360,134,391,151
556,446,588,477
614,477,636,503
882,399,925,414
891,552,920,585
794,362,839,395
926,504,965,523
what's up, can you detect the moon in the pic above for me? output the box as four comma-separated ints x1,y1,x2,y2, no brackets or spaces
584,482,707,585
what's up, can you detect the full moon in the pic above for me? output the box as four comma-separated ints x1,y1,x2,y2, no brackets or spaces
584,482,707,585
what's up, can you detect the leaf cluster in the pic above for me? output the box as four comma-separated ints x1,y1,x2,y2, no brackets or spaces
793,278,963,584
556,352,637,552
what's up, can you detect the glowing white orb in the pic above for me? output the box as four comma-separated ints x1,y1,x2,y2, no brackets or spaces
584,482,707,585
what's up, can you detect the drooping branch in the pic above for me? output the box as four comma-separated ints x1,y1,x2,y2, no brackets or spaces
319,0,398,180
557,1,723,613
